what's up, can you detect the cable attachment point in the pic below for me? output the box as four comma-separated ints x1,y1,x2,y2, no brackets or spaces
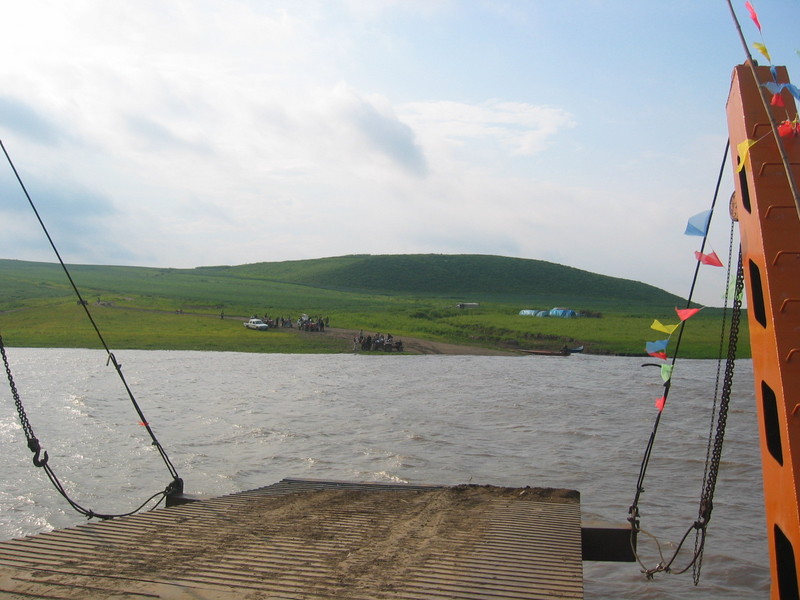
697,498,713,527
165,477,184,497
106,352,121,371
27,437,49,468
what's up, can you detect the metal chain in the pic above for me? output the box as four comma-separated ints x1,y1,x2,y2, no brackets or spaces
1,334,30,436
692,246,744,583
0,332,49,466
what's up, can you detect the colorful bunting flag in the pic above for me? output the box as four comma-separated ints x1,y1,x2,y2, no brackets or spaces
724,278,744,301
695,250,724,267
753,42,771,63
655,396,666,412
675,307,701,321
649,351,667,361
736,139,757,172
684,210,711,236
745,1,761,31
651,319,679,335
761,82,800,101
660,364,674,383
646,340,669,355
778,120,800,137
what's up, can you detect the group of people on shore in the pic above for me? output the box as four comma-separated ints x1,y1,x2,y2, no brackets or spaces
353,331,403,352
246,314,295,328
298,315,329,331
239,314,330,330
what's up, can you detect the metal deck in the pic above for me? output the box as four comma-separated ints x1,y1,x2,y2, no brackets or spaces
0,478,583,599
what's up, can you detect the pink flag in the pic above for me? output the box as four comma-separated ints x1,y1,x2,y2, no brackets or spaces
695,250,724,267
675,307,702,321
745,1,761,31
779,121,796,137
655,396,666,412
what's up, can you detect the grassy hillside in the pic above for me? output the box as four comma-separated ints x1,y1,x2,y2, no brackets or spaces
0,255,745,358
198,254,686,308
0,254,687,311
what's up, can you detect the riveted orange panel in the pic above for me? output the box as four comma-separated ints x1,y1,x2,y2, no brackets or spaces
727,64,800,600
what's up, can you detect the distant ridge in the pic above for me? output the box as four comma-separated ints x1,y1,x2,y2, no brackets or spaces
197,254,684,306
0,254,685,310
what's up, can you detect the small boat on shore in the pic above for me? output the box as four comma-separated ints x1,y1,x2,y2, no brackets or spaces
519,345,582,356
519,348,570,356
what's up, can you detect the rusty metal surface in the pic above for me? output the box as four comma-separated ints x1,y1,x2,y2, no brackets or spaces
0,478,583,599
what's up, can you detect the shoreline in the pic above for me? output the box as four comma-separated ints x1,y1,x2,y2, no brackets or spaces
322,327,520,356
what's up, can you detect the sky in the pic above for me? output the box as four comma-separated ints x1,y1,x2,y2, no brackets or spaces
1,0,798,307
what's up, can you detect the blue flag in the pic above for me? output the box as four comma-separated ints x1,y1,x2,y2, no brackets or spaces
684,210,711,236
646,339,669,354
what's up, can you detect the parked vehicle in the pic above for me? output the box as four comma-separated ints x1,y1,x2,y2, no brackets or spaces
244,318,268,330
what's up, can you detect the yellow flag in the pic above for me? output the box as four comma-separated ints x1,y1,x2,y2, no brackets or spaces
736,139,757,173
753,42,771,63
651,319,679,335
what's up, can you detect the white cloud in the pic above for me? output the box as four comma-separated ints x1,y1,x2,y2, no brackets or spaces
402,100,574,156
0,1,742,305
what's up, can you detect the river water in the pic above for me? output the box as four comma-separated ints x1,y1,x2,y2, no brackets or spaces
0,349,768,598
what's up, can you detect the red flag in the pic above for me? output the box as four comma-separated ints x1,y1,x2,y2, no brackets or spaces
648,351,668,360
695,250,724,267
655,396,666,412
675,307,701,321
772,93,785,107
745,1,761,31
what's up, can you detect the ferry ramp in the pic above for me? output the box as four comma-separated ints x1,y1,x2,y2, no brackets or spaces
0,478,584,599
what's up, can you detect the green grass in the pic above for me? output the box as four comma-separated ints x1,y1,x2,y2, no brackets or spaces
0,256,749,358
0,302,349,353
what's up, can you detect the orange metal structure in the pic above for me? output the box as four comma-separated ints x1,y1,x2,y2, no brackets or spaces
727,63,800,599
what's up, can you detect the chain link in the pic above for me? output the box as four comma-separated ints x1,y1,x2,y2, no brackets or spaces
692,247,744,583
1,333,36,442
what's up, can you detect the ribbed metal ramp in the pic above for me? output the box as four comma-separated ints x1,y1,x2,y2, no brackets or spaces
0,478,583,599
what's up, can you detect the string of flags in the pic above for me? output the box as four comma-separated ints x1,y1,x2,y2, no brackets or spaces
643,3,784,414
644,209,722,411
736,1,800,168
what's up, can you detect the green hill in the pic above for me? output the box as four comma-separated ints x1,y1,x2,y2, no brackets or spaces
187,254,684,308
0,254,685,309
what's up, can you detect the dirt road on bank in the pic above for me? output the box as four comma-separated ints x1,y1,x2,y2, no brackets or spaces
323,327,518,356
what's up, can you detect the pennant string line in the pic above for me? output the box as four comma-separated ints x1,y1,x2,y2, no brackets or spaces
629,140,730,574
724,0,800,220
631,3,791,582
741,2,795,119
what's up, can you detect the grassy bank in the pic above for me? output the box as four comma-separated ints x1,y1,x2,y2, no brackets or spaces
0,256,749,358
0,302,348,353
0,297,749,359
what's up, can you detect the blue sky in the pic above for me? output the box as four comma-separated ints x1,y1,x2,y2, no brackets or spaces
1,1,798,306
